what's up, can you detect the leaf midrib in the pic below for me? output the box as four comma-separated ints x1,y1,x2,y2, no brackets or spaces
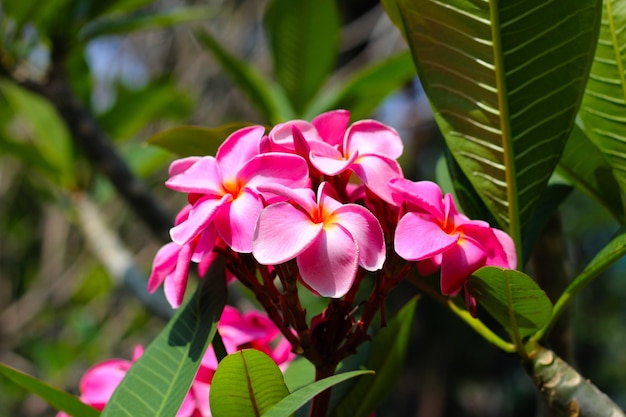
490,2,521,261
605,0,626,103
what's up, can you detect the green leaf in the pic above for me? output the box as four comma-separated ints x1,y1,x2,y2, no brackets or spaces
558,122,625,222
305,52,416,120
262,371,375,417
121,142,172,178
195,30,294,124
0,362,100,417
2,0,72,32
283,358,315,394
534,225,626,341
0,79,76,187
466,267,553,343
146,123,251,157
332,297,419,417
102,268,227,417
265,0,340,115
97,77,193,141
578,0,626,195
567,225,626,298
210,349,290,417
79,6,216,41
391,0,602,258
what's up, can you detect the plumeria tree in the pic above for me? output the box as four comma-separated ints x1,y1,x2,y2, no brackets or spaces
1,0,626,417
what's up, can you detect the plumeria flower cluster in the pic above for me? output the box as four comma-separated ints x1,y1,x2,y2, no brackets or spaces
58,306,293,417
149,109,516,309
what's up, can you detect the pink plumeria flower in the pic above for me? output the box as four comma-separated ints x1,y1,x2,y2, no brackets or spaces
391,178,517,297
148,205,219,308
268,110,405,203
165,125,309,254
252,182,385,298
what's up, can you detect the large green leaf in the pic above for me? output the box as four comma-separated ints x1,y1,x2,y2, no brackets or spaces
578,0,626,195
210,349,291,417
262,371,374,417
79,6,215,41
265,0,340,115
195,30,294,124
102,269,227,417
466,267,553,343
332,297,418,417
558,122,625,222
146,123,251,157
0,79,76,187
0,362,100,417
391,0,602,256
304,52,416,120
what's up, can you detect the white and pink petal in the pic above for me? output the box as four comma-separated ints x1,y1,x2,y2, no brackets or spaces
297,225,359,298
252,202,323,265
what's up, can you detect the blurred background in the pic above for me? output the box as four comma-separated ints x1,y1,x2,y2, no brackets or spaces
1,0,624,416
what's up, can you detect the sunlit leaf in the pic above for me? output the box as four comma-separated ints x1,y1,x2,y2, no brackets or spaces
262,371,375,417
578,0,626,195
283,358,315,394
557,122,625,222
102,269,227,417
332,297,418,417
0,362,100,417
195,30,294,124
146,123,251,157
79,6,216,41
265,0,340,115
0,79,76,187
466,267,553,340
305,52,416,120
390,0,602,256
210,349,290,417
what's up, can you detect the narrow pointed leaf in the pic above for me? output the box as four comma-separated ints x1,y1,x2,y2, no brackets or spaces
579,0,626,195
146,123,251,157
536,225,626,341
391,0,602,257
265,0,340,114
195,30,294,124
102,267,227,417
79,7,216,41
304,52,416,120
0,362,100,417
466,267,553,340
563,225,626,300
557,122,625,222
209,349,290,417
262,371,374,417
332,297,419,417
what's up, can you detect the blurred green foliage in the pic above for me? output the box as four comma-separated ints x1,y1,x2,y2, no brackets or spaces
0,0,625,415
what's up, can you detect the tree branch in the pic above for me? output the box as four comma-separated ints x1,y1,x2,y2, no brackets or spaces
527,344,625,417
10,62,174,242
